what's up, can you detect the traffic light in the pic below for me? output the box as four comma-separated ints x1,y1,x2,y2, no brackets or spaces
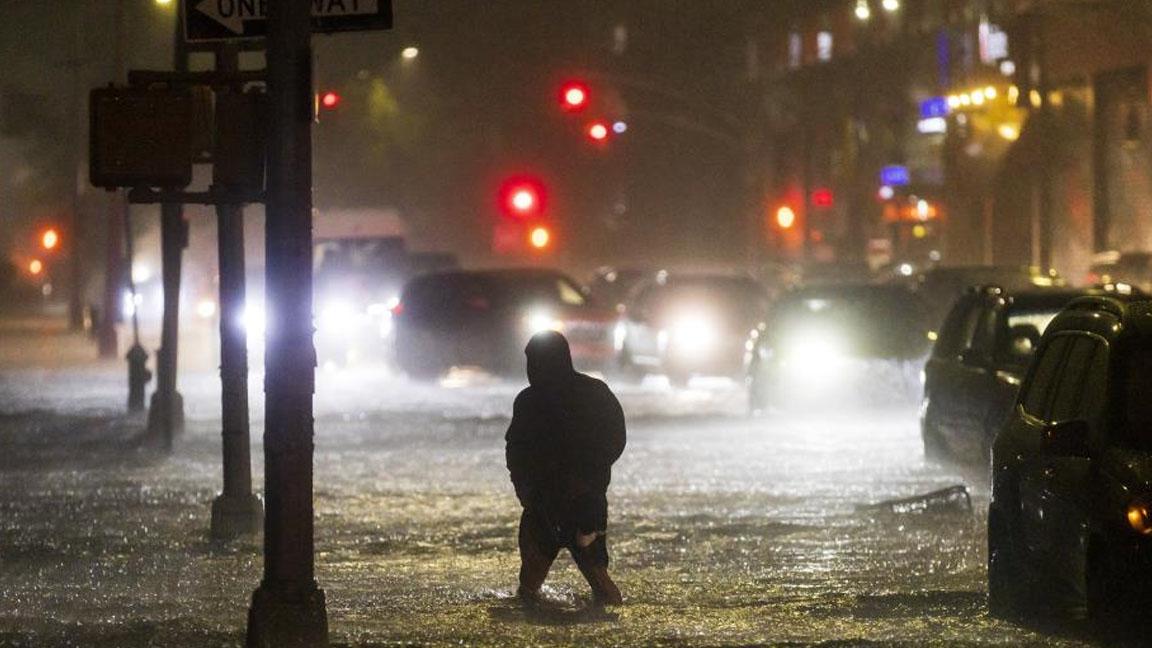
529,226,551,250
811,188,834,208
499,176,546,219
587,120,610,142
41,228,59,250
318,91,341,110
559,81,589,112
775,206,797,229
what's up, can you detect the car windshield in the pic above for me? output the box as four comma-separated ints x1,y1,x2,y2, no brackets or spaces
771,287,931,359
490,274,587,307
656,279,766,319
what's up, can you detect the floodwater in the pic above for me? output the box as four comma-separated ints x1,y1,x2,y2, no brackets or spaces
0,363,1101,646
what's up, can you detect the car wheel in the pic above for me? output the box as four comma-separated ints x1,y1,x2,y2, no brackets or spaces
1086,534,1129,635
987,506,1023,618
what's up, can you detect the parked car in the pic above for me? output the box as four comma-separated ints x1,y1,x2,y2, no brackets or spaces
392,268,614,379
616,273,769,384
747,283,932,412
899,265,1065,330
987,296,1152,624
1086,250,1152,293
922,284,1144,465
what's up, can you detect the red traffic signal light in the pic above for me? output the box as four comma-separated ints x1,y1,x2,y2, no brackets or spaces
319,91,341,110
559,81,589,112
811,188,834,208
499,176,547,218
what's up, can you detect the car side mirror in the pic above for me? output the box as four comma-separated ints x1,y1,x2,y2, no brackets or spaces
1042,419,1091,458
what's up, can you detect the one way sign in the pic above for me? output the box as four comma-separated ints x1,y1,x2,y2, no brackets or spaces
185,0,392,42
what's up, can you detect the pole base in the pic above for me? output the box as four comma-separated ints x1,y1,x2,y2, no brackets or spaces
247,582,328,648
146,390,185,448
210,493,263,540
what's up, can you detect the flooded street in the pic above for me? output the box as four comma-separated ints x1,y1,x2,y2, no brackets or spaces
0,364,1098,646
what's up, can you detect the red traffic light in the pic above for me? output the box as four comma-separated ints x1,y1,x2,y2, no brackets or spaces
499,176,547,218
587,121,610,142
560,81,589,112
319,91,341,109
812,188,834,208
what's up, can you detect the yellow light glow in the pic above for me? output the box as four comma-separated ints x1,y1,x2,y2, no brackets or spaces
984,86,997,99
1008,85,1019,103
1048,91,1064,107
1029,89,1042,108
927,330,938,341
854,0,871,20
28,259,43,275
775,206,796,229
882,0,899,10
972,90,986,106
529,226,551,249
1128,502,1152,535
998,124,1020,141
912,224,927,239
946,95,961,109
154,0,173,5
41,229,59,250
401,46,419,60
959,94,971,107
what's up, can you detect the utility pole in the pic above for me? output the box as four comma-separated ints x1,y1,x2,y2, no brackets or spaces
247,0,328,643
147,0,189,448
210,41,262,540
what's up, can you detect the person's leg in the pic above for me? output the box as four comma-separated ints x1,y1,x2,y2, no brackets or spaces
571,533,622,605
518,508,559,599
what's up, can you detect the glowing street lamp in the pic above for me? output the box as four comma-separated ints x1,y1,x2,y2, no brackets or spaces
41,228,59,250
529,226,551,249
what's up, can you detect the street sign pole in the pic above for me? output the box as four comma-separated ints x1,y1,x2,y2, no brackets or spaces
210,41,263,541
146,0,190,448
247,0,328,644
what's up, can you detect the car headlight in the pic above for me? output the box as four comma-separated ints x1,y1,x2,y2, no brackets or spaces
241,306,266,338
319,300,356,335
779,330,848,373
668,314,720,356
523,309,564,336
1127,499,1152,536
196,299,218,319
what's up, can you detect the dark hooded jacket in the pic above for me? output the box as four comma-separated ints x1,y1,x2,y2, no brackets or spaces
505,331,626,533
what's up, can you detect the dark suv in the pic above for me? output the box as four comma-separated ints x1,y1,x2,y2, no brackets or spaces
922,285,1142,465
393,268,615,379
987,296,1152,623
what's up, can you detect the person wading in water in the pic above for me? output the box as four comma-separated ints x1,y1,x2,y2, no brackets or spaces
505,331,626,605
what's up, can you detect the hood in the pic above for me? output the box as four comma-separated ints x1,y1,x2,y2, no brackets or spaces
526,330,575,387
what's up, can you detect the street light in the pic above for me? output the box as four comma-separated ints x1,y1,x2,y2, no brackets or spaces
882,0,900,11
855,0,871,21
401,46,419,60
775,206,796,229
28,259,43,275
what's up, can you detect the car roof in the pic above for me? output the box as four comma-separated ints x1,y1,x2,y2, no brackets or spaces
1043,297,1152,342
1006,287,1145,310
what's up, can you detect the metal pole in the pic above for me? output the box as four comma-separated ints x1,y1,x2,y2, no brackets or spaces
210,42,263,541
247,0,328,644
147,0,189,447
100,0,128,360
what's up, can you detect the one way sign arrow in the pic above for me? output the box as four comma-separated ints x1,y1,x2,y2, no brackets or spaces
185,0,392,42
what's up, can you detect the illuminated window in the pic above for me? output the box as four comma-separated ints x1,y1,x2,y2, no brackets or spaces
816,31,833,62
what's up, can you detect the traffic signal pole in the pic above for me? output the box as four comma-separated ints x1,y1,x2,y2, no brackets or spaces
247,0,328,644
146,3,190,448
210,42,262,540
